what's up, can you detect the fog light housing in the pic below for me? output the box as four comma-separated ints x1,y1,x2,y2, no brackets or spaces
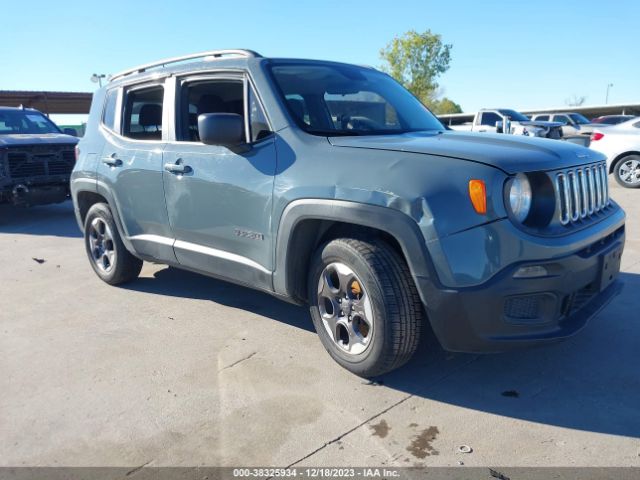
513,265,548,279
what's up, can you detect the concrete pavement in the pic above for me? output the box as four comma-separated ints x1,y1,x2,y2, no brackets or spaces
1,183,639,468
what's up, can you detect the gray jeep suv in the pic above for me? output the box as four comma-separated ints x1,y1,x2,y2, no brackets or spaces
72,50,626,377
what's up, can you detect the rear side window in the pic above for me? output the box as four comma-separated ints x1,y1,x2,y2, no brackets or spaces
553,115,568,124
102,89,118,131
122,86,164,140
480,112,501,126
536,115,549,121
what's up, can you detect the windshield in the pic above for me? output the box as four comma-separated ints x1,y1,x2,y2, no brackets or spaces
0,110,61,135
569,113,590,124
269,62,444,136
497,109,530,122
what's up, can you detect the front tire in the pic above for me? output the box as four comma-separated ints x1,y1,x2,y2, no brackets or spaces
84,203,142,285
614,155,640,188
308,237,423,377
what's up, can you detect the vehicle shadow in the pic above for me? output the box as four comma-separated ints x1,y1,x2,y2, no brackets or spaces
380,271,640,439
0,201,81,238
126,266,313,333
125,264,640,439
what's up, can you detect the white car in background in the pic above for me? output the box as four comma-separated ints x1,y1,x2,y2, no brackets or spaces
589,117,640,188
530,112,600,136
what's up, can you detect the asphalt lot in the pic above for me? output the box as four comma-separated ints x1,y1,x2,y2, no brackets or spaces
1,182,639,469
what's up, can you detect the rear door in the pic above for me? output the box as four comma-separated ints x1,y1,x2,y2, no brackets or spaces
97,81,174,261
161,72,276,289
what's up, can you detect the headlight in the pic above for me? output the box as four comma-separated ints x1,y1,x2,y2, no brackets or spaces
508,173,532,222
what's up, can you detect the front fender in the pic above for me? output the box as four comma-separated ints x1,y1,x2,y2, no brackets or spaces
272,199,442,304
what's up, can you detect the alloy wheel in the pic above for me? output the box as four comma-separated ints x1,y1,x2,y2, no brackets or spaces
317,262,374,355
619,158,640,186
88,217,116,273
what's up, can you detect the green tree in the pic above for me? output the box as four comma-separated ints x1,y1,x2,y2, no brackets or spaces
380,30,455,110
431,97,462,114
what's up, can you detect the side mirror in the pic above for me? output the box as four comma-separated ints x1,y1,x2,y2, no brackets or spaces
495,120,503,133
198,113,245,147
63,127,78,137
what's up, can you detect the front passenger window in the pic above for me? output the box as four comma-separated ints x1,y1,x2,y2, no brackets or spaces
179,80,244,142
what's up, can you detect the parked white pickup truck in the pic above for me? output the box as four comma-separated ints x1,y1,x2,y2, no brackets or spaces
449,109,564,139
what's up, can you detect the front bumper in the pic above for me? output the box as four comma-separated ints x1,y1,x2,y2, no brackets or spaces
0,177,70,206
418,220,625,353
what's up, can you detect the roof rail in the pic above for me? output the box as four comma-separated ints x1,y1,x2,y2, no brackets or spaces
109,49,262,82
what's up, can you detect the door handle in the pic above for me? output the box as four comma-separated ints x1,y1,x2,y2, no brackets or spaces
102,154,122,167
164,162,192,174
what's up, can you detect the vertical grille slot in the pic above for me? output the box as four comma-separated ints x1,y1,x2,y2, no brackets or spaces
593,164,602,211
555,173,569,225
554,162,609,226
568,171,580,222
585,167,595,214
600,163,609,206
577,169,588,218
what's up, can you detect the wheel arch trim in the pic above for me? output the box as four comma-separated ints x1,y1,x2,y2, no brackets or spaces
273,199,439,303
610,151,640,173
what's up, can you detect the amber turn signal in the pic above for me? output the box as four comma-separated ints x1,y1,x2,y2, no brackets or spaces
468,179,487,214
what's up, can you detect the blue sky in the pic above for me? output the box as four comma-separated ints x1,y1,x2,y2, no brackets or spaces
1,0,637,122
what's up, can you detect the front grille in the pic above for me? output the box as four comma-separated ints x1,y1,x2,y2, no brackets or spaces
6,146,75,179
554,162,610,225
504,295,543,320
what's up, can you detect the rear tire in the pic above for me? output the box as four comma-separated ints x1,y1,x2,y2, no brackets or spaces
308,237,423,377
84,203,142,285
613,155,640,188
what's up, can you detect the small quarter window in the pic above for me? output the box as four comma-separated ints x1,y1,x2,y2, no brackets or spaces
123,86,164,140
248,85,271,142
102,89,118,131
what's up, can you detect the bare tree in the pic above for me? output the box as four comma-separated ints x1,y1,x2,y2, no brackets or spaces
565,95,587,107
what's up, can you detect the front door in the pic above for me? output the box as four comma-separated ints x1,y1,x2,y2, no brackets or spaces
162,73,276,289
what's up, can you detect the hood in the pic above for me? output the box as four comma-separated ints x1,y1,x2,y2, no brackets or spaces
519,120,564,128
328,131,604,174
0,133,79,148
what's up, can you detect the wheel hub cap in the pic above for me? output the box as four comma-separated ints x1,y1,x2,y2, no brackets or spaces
317,262,373,355
620,159,640,185
88,218,116,273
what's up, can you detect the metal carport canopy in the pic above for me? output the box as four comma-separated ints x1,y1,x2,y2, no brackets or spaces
0,90,93,115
